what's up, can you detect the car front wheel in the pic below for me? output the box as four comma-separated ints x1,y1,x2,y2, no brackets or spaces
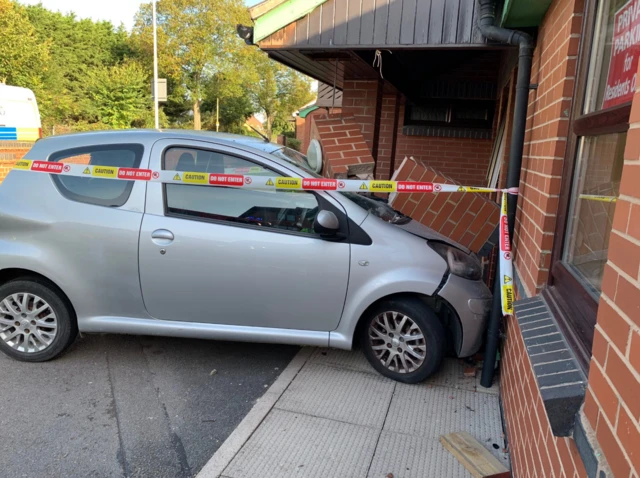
360,297,445,383
0,279,77,362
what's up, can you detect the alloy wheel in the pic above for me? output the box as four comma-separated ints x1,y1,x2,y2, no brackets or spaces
0,293,58,353
368,311,427,374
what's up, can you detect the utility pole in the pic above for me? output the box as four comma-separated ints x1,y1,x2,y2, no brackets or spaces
216,98,220,132
152,0,159,129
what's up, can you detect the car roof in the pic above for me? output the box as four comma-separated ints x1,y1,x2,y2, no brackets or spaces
32,129,285,154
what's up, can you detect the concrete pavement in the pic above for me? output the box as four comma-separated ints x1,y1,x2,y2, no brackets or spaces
199,348,508,478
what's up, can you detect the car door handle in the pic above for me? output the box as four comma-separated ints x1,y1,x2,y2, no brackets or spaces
151,229,174,246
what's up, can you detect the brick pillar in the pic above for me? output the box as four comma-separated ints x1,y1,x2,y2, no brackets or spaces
582,79,640,478
341,80,378,151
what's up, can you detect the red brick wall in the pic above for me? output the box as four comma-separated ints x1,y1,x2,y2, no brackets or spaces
340,80,494,184
0,142,33,184
500,0,589,475
310,116,374,179
394,107,494,185
389,158,500,253
501,312,588,477
0,159,19,184
302,108,336,154
513,0,583,297
342,80,378,151
581,83,640,478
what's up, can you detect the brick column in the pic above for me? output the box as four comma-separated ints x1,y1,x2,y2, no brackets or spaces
582,78,640,477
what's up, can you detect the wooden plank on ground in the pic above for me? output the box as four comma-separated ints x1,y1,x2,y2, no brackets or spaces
439,432,510,478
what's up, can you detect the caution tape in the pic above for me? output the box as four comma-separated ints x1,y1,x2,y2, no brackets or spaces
579,194,618,203
13,159,518,315
13,160,520,195
499,192,514,316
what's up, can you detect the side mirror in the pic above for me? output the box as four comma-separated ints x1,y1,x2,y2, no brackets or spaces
314,210,340,236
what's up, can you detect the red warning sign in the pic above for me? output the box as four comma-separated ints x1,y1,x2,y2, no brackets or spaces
31,161,63,174
302,178,338,190
118,168,152,180
209,174,244,186
500,215,511,252
397,181,434,192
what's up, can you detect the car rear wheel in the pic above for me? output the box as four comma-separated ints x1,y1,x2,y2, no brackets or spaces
0,279,77,362
360,297,445,383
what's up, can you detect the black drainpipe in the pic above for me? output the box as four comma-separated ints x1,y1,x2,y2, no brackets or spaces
477,0,534,388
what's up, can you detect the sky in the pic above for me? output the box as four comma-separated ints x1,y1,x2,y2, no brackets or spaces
19,0,262,30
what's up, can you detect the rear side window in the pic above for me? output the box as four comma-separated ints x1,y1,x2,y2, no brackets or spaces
50,144,144,207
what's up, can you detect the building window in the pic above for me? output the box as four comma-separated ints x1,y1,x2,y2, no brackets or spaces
562,133,625,298
546,0,638,369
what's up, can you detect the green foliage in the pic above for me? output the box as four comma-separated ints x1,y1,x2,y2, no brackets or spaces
246,50,315,140
286,137,302,152
3,0,315,137
23,3,139,131
0,0,50,86
133,0,249,130
84,61,151,129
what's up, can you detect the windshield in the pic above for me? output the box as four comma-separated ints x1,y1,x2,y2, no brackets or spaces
269,147,409,224
270,147,322,178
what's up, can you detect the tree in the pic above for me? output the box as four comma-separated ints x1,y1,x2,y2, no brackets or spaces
23,4,143,132
84,61,151,129
247,51,315,140
0,0,49,88
134,0,249,130
200,72,253,133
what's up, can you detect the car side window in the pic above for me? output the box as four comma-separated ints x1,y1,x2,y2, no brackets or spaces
163,147,320,235
50,144,144,207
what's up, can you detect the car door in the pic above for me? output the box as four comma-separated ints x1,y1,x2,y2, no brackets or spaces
138,139,351,332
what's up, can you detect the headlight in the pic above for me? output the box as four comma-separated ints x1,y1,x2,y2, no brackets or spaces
429,242,482,280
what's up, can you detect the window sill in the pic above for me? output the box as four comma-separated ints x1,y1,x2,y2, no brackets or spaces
512,296,588,437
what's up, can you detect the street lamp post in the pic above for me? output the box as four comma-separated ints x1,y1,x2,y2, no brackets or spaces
152,0,159,129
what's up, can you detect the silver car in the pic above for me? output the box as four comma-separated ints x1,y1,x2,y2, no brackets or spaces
0,130,491,383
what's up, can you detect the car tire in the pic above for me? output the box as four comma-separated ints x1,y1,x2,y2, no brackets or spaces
0,278,77,362
360,297,445,384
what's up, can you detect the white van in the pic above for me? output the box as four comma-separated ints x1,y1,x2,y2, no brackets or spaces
0,84,42,141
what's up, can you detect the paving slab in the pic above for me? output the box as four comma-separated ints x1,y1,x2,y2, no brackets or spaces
276,361,395,428
223,409,379,478
367,430,470,478
384,383,508,466
199,347,508,478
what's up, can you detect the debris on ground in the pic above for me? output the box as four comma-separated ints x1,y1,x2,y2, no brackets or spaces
440,432,510,478
210,369,217,376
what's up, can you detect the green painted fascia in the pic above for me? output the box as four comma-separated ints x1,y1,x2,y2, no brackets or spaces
253,0,329,43
298,106,319,118
501,0,553,27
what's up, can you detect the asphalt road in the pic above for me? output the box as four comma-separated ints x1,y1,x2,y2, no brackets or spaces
0,334,298,478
